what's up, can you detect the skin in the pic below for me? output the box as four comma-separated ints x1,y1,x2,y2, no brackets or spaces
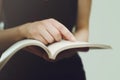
0,0,92,60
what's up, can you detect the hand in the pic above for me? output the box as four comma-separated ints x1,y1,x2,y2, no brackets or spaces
19,18,76,61
19,18,76,44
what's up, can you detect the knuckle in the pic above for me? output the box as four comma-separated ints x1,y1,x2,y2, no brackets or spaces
49,18,55,21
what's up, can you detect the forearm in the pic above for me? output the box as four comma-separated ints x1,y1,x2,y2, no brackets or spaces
75,0,92,41
0,27,24,52
76,0,92,29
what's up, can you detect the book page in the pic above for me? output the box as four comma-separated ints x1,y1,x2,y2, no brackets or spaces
48,40,89,57
47,40,111,59
0,39,50,70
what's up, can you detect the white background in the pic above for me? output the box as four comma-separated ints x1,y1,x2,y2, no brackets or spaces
79,0,120,80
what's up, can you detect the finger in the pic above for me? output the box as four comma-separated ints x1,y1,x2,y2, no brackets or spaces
34,35,48,45
39,27,54,43
48,19,76,41
42,21,62,42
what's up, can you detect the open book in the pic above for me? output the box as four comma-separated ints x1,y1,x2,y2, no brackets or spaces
0,39,111,70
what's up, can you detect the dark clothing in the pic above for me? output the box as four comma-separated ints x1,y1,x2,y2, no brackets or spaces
3,0,77,31
0,51,86,80
0,0,86,80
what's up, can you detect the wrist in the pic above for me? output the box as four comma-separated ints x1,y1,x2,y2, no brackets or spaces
17,23,29,40
74,29,89,42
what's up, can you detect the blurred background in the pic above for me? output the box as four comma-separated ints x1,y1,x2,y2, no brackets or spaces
79,0,120,80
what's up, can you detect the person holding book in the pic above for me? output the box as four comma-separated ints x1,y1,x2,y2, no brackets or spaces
0,0,91,80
